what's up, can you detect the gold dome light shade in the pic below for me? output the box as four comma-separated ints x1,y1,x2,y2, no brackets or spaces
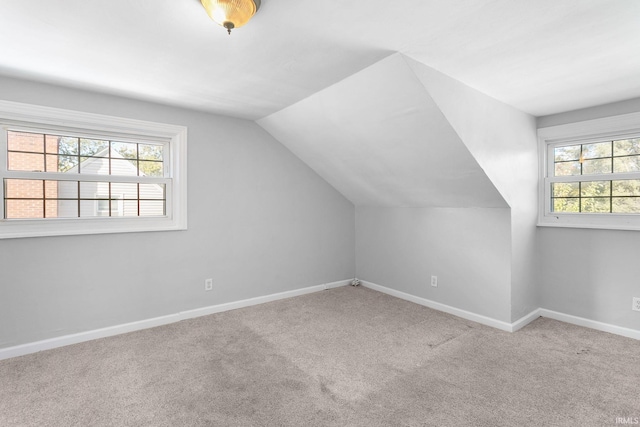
200,0,261,35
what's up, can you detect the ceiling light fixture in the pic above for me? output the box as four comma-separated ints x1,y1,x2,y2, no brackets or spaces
200,0,261,35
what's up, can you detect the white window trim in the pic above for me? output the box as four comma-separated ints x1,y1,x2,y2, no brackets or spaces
538,111,640,231
0,100,187,239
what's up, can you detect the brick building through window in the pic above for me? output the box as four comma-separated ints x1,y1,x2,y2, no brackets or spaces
6,131,60,219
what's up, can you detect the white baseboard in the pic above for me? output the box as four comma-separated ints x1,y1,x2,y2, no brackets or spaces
0,279,352,361
0,314,182,362
3,279,636,361
539,308,640,340
360,280,639,340
511,308,542,332
179,279,351,320
360,280,517,332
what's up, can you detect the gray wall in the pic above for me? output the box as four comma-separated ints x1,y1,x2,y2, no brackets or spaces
537,97,640,331
537,97,640,128
356,207,512,322
538,227,640,330
0,76,355,348
388,58,541,323
2,76,638,350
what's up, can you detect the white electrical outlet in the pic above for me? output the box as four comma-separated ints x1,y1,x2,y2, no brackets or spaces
431,275,438,287
205,278,213,291
633,297,640,312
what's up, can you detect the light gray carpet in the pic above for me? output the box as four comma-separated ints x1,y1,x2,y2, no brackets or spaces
0,286,638,426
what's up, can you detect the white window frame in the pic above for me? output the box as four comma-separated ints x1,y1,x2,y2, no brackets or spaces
0,100,187,239
538,111,640,230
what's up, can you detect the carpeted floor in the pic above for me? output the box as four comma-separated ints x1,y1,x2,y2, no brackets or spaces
0,286,638,426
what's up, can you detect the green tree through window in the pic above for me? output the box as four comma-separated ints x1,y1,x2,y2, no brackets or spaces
551,138,640,214
53,136,163,176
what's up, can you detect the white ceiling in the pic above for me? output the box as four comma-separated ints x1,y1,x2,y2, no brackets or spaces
259,53,508,208
1,0,639,120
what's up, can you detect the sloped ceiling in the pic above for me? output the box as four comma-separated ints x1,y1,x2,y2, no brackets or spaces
403,55,538,209
258,54,507,208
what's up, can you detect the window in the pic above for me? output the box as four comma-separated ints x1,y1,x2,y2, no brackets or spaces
0,100,187,238
5,131,166,219
538,112,640,230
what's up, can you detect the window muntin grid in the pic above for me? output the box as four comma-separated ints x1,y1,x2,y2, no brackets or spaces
4,130,167,220
550,137,640,214
7,131,164,176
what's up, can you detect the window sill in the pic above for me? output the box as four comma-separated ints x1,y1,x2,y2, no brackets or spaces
537,215,640,231
0,216,187,239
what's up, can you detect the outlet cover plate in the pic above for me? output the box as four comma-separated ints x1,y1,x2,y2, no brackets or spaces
633,297,640,312
431,276,438,287
205,278,213,291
